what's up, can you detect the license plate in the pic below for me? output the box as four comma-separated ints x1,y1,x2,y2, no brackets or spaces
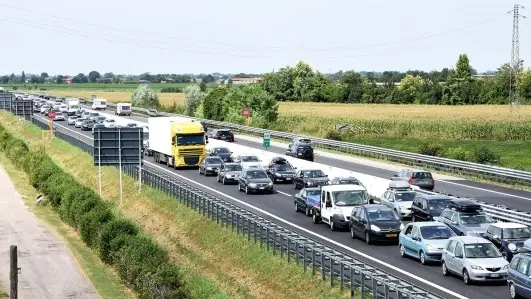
259,187,265,189
221,137,227,139
386,234,397,238
490,274,500,278
286,177,292,180
418,180,429,184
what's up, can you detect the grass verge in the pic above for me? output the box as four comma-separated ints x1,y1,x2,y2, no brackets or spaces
0,153,134,299
0,112,354,299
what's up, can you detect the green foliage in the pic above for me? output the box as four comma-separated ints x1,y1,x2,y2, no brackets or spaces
202,87,229,121
199,81,207,92
0,124,189,298
223,85,278,128
445,147,470,161
324,129,343,141
132,84,160,108
159,87,183,93
474,146,501,164
184,85,203,116
418,142,445,156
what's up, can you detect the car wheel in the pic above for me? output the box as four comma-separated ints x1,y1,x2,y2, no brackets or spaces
419,251,427,265
199,168,202,175
238,183,242,191
463,269,471,285
294,202,299,213
365,231,372,245
312,213,320,224
305,206,310,216
217,175,221,183
350,225,356,239
399,245,406,257
509,282,519,299
245,185,249,194
329,218,335,231
293,182,297,189
442,261,449,276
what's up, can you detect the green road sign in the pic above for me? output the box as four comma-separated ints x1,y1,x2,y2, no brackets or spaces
263,133,271,149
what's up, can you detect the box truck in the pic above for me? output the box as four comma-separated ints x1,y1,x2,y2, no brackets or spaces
91,98,107,110
146,117,207,168
116,103,132,116
65,98,80,115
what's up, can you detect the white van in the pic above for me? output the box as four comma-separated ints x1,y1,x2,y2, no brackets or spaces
312,184,370,230
92,99,107,110
116,103,132,116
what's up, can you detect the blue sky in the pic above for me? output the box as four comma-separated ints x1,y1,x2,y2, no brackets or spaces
0,0,528,75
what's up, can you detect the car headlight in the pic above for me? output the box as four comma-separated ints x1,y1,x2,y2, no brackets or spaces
206,167,213,170
370,225,380,232
426,244,437,252
275,173,281,177
268,182,273,186
503,265,508,270
400,223,404,230
508,243,517,251
333,208,343,214
306,181,313,186
470,265,484,271
249,183,257,188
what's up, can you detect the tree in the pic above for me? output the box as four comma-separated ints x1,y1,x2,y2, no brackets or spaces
203,87,229,120
30,75,41,84
0,76,9,84
72,73,88,83
40,72,49,79
131,84,160,107
55,75,65,84
21,71,26,83
103,72,115,79
341,71,363,102
452,54,473,84
201,74,215,84
222,85,278,128
398,74,425,104
199,81,207,92
519,69,531,103
183,85,203,116
88,71,101,83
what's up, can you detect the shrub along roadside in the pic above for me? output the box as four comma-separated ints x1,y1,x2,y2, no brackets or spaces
0,124,189,299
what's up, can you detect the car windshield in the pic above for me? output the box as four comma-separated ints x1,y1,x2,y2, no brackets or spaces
176,133,205,146
241,156,259,162
303,170,325,178
340,179,360,185
306,190,320,197
464,243,502,258
214,148,230,153
366,207,399,221
205,157,222,164
106,119,115,122
503,227,531,239
413,172,432,179
395,191,416,202
217,130,230,136
69,116,77,119
460,214,494,225
420,225,455,240
333,190,367,206
274,163,293,171
246,170,268,179
428,198,451,211
225,164,242,172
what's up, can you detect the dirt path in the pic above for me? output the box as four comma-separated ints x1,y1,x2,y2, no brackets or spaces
0,167,99,299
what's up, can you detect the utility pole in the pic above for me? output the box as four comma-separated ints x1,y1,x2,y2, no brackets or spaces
508,4,526,111
10,245,19,299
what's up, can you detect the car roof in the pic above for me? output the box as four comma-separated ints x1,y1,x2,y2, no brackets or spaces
300,169,322,172
489,222,527,229
361,204,389,210
302,187,321,191
334,176,359,180
401,168,431,173
412,221,450,228
449,236,489,243
424,194,451,200
222,162,241,166
321,184,366,192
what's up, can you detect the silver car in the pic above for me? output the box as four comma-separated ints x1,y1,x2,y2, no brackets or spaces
53,113,65,121
442,236,509,284
380,181,417,220
67,116,78,125
75,117,87,128
217,162,243,184
391,169,434,191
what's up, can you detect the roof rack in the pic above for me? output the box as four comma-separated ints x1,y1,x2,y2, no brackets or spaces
449,198,482,212
388,181,412,190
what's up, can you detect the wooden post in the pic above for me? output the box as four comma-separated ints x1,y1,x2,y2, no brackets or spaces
10,245,18,299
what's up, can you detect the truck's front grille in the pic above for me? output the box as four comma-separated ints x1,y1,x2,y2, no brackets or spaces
179,149,204,156
184,156,200,165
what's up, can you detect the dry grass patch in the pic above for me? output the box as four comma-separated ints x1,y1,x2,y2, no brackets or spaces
32,90,185,107
0,112,354,299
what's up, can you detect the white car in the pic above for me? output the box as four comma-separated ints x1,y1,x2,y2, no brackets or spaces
232,154,263,169
103,119,117,128
40,105,50,113
67,116,78,125
75,117,87,128
53,113,65,121
59,105,68,112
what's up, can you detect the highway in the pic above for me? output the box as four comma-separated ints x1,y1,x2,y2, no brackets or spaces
35,112,515,299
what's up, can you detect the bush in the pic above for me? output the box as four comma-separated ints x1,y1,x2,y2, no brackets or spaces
474,146,500,164
45,175,76,207
146,264,189,299
418,142,445,156
98,219,139,264
29,158,62,189
159,87,183,93
69,191,101,228
324,129,343,141
445,147,469,161
79,203,114,247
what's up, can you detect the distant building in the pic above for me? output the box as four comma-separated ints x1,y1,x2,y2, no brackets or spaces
230,77,262,85
63,77,74,84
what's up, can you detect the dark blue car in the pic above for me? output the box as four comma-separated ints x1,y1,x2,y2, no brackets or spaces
508,248,531,299
294,187,321,216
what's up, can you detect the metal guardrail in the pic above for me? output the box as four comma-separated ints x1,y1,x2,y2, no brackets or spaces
28,116,447,299
92,102,531,186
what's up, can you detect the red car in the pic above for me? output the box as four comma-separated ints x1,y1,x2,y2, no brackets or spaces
211,129,235,142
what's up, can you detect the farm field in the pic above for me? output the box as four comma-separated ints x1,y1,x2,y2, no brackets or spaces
18,89,531,171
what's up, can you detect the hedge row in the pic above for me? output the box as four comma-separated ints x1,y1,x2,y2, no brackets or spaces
0,124,189,299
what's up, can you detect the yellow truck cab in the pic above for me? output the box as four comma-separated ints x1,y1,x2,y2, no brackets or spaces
147,117,207,168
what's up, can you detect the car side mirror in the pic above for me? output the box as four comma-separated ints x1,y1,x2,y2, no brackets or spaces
392,174,398,177
493,235,500,240
206,140,209,144
412,236,420,241
452,221,458,225
325,175,328,177
455,253,463,258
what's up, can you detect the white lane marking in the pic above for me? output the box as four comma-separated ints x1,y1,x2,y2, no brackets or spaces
43,118,468,298
276,190,292,197
143,163,468,299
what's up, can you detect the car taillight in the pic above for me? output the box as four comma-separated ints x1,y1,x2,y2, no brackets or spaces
408,174,413,184
216,136,220,139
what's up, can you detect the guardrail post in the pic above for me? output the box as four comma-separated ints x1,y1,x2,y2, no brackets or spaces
321,254,325,281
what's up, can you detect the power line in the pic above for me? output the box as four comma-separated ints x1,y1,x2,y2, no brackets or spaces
508,4,526,111
0,2,504,53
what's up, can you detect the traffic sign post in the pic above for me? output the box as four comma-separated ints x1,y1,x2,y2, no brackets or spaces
263,133,270,149
242,107,251,126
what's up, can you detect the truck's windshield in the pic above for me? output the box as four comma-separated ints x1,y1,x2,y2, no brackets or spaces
333,190,367,206
176,133,205,146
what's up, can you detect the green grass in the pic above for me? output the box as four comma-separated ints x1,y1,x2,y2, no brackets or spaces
0,111,354,299
3,83,217,92
0,154,134,299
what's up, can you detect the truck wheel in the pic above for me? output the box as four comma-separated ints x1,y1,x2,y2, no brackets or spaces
312,213,320,224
